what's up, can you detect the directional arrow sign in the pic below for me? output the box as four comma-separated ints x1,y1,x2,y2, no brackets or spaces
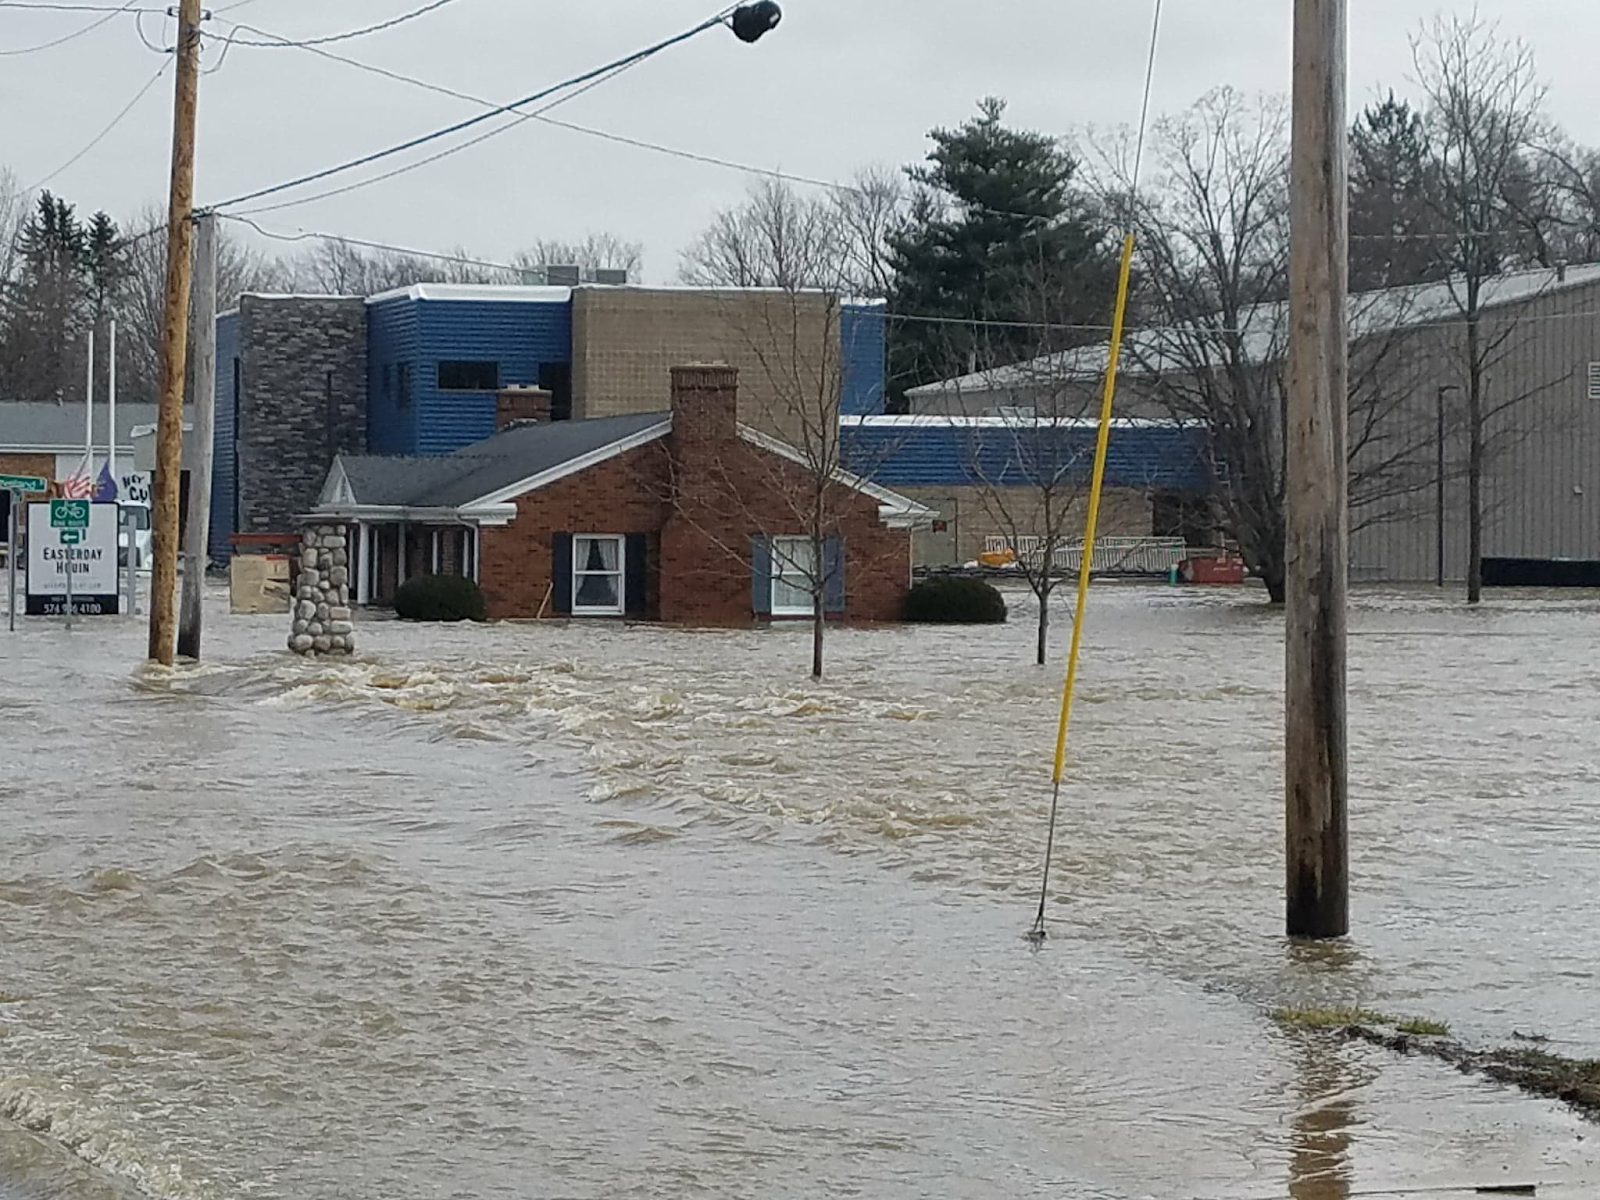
0,474,47,493
59,529,83,546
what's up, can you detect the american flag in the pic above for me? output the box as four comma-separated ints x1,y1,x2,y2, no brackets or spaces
58,454,95,500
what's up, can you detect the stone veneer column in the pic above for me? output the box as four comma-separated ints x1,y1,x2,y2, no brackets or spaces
288,523,355,656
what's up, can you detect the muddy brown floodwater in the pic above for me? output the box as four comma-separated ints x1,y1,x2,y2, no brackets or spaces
1,584,1598,1199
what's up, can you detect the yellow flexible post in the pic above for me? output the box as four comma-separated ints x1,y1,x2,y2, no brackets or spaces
1051,231,1137,783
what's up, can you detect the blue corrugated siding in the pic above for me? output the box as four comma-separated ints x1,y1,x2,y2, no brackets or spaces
415,299,572,454
840,304,886,416
366,296,421,454
209,311,240,562
842,423,1212,491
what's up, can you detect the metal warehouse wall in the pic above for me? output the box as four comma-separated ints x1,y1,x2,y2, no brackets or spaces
840,304,887,416
366,296,421,455
208,310,239,562
414,298,572,455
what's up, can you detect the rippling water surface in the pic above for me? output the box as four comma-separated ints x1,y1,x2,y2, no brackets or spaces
1,585,1598,1199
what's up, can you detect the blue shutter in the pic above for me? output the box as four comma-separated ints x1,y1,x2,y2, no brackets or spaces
552,532,573,615
823,535,845,613
751,536,773,615
624,533,648,617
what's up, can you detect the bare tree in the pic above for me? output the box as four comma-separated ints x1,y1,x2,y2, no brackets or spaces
1411,12,1557,602
679,171,904,296
117,204,292,404
511,233,643,282
0,167,29,294
1097,90,1447,601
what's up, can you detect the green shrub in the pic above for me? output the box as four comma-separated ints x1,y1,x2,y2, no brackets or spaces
393,573,487,622
903,577,1008,624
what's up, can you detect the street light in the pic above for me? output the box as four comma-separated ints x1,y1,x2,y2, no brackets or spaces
730,1,782,43
1437,384,1460,588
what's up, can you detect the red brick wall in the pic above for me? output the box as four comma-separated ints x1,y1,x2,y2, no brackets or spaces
478,366,912,625
479,443,672,620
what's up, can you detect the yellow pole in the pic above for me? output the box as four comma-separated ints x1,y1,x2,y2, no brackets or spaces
1050,231,1137,783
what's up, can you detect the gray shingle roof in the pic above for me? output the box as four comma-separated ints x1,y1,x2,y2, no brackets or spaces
337,412,670,508
0,401,164,450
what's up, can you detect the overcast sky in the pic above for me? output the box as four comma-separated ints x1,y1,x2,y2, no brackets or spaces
5,0,1600,283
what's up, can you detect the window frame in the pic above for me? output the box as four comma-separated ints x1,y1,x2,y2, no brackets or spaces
571,534,626,617
436,359,500,392
769,535,818,617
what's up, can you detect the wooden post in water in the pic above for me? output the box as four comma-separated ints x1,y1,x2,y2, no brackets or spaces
1286,0,1350,939
178,212,217,661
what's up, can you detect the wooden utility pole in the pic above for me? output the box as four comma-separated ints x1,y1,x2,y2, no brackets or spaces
178,212,217,660
1286,0,1350,939
147,0,206,666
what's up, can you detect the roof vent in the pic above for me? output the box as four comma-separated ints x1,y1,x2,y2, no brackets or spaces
593,268,629,286
545,264,580,287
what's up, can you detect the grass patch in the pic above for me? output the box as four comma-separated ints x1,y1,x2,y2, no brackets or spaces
1396,1016,1451,1037
1272,1005,1393,1030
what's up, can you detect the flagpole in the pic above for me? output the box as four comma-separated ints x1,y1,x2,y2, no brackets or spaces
108,320,118,484
84,328,95,467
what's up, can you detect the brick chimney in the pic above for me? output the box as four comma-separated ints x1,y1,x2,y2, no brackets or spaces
496,385,552,430
670,363,739,445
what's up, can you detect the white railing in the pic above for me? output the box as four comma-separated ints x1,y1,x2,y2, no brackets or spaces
983,535,1188,575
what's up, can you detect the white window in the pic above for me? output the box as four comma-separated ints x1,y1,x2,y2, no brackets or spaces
573,535,624,615
771,535,818,616
1588,362,1600,401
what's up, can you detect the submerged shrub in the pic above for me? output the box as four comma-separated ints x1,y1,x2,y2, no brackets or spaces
394,574,487,622
903,577,1008,624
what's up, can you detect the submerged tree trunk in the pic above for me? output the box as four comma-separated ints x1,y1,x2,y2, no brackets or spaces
812,604,824,679
1466,313,1484,605
1032,581,1051,666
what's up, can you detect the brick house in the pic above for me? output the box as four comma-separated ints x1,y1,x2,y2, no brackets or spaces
308,365,929,623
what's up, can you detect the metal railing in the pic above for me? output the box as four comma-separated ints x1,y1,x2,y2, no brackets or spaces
984,535,1189,575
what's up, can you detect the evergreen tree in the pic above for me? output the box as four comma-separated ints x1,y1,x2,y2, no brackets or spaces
1349,94,1450,290
0,192,89,403
886,98,1119,404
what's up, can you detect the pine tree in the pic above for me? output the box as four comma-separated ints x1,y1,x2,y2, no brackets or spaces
1349,94,1450,290
886,98,1119,404
0,192,89,403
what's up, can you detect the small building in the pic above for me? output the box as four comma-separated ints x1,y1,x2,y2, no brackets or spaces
307,364,929,623
840,414,1214,567
0,400,176,534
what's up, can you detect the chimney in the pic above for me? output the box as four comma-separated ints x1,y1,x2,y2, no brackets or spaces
496,385,552,430
670,363,739,444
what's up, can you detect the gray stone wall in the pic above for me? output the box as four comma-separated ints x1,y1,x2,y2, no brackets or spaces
238,296,367,535
289,523,354,656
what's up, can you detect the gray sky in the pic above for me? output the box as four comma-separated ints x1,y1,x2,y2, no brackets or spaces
5,0,1600,282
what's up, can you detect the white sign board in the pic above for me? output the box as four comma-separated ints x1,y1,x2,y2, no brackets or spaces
118,471,152,507
26,501,120,616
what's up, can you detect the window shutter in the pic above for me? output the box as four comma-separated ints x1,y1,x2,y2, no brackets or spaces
823,535,846,613
751,535,773,615
551,532,573,615
624,533,648,617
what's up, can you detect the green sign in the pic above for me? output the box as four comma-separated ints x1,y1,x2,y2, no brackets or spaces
0,474,46,493
50,499,89,530
59,529,83,546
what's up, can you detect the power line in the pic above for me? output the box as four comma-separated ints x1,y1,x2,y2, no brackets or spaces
0,2,163,10
0,0,139,54
210,0,463,48
26,56,172,191
205,5,739,212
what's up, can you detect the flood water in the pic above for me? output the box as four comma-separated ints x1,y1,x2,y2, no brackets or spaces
1,585,1598,1199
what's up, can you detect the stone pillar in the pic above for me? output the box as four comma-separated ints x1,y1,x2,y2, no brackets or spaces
288,522,355,656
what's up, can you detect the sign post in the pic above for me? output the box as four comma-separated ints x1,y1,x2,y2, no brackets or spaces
2,476,47,632
51,501,88,633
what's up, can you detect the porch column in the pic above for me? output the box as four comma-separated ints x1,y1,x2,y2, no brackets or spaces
397,521,408,586
430,528,440,574
356,522,372,606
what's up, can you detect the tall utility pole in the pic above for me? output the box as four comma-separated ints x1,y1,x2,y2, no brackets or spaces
1286,0,1350,939
147,0,206,666
178,212,217,660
